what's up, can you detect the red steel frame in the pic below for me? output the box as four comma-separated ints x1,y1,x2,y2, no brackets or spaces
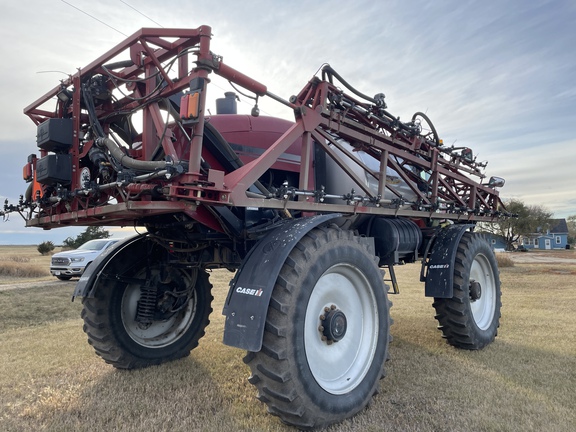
22,27,505,231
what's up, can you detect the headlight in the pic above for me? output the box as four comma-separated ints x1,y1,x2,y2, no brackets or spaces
70,257,85,263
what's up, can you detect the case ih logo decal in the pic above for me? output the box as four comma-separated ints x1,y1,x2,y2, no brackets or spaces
429,264,450,269
236,286,264,297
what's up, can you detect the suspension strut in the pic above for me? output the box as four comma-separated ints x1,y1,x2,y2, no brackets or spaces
135,270,159,330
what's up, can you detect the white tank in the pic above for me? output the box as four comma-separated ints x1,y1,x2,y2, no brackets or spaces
323,140,418,206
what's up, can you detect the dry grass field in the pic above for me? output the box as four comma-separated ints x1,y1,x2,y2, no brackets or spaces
0,246,575,431
0,246,53,283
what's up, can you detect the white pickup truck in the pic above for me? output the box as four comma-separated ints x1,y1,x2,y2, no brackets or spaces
50,239,119,280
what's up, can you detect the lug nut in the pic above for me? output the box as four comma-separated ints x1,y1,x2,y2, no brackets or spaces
330,304,336,310
324,306,331,313
319,314,326,321
318,325,324,332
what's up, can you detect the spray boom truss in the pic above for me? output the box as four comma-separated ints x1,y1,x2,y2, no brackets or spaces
3,26,506,228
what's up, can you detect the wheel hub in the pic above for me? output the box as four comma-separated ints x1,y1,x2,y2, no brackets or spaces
319,305,347,344
469,280,482,301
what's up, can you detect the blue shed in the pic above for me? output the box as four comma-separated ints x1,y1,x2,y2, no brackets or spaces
483,233,508,251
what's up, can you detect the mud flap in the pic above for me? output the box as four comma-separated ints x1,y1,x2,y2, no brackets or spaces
222,214,341,351
423,224,474,298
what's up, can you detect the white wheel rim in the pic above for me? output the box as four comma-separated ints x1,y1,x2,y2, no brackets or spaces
304,263,379,394
121,270,197,348
469,253,496,330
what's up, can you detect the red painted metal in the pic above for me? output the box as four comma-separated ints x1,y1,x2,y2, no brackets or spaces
8,26,506,232
216,62,267,96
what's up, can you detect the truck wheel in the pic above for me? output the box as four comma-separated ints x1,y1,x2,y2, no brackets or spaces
56,275,72,281
81,267,212,369
244,227,391,429
433,232,501,349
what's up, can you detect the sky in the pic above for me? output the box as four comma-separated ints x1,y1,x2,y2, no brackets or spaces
0,0,575,244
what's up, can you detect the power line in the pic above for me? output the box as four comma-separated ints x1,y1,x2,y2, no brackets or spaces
60,0,128,37
119,0,164,27
36,70,70,76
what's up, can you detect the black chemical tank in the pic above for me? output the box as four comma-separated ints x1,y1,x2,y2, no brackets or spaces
365,217,422,265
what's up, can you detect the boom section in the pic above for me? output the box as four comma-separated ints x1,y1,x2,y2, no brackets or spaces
12,27,505,231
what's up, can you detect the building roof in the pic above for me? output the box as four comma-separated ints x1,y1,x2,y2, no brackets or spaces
548,218,568,234
525,218,568,237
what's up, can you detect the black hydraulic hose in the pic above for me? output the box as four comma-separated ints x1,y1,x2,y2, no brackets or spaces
82,84,106,137
322,65,379,105
321,65,418,135
102,60,134,70
411,111,440,145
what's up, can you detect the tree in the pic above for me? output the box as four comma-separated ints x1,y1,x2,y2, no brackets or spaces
37,241,55,255
63,226,111,249
478,199,552,250
567,214,576,245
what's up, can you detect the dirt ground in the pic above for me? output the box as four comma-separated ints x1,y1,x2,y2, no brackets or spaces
504,249,576,264
0,279,76,292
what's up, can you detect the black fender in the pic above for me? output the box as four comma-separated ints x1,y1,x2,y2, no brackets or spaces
72,234,146,299
222,213,342,351
422,224,474,298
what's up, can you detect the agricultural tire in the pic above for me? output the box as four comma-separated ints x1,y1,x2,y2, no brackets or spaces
81,267,212,369
244,227,391,429
56,275,72,281
433,232,501,349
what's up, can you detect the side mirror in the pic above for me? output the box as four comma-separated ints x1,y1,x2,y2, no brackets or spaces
487,176,505,188
461,147,473,162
